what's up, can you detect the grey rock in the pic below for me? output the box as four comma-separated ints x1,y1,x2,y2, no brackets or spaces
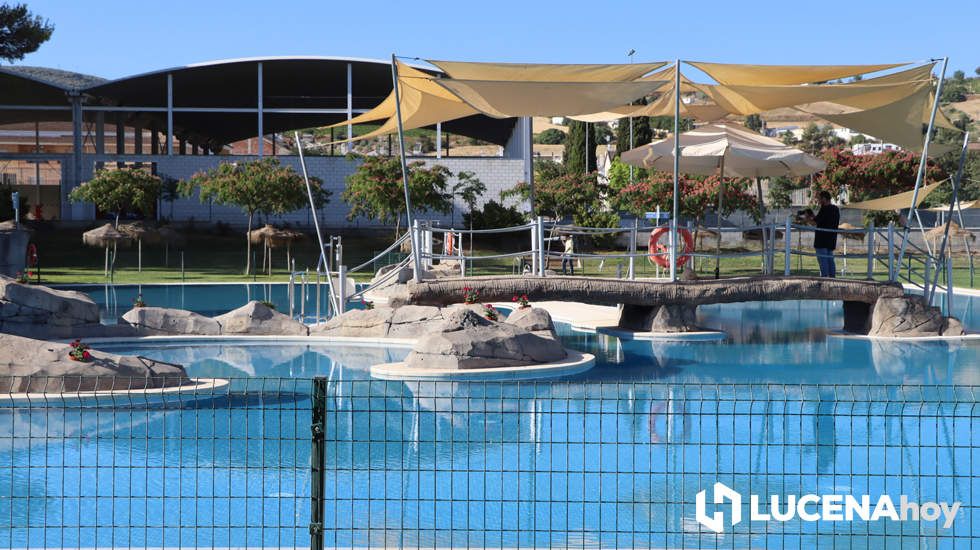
121,306,222,336
618,303,699,332
213,300,308,336
942,317,965,337
868,296,954,337
0,332,189,393
310,307,394,337
388,305,443,338
0,275,99,326
405,308,566,370
505,307,556,334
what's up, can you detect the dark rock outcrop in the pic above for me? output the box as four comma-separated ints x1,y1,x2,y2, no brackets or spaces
617,303,699,333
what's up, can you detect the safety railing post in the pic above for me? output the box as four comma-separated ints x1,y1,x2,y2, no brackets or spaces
412,219,421,278
866,222,875,280
947,258,954,315
288,273,295,319
457,232,466,277
784,217,792,276
301,270,308,320
530,220,538,276
769,223,776,275
536,216,545,276
887,222,895,281
310,376,326,550
424,224,433,269
924,255,932,303
629,218,637,280
337,265,348,314
315,271,321,323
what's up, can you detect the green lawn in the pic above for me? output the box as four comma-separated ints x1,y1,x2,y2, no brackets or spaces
26,226,979,290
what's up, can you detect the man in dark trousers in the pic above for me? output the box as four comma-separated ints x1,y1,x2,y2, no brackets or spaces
808,190,841,278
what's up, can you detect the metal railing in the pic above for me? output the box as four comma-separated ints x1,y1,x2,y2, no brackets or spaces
4,376,975,548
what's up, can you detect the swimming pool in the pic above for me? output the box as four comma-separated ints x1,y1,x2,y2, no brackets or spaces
2,299,979,548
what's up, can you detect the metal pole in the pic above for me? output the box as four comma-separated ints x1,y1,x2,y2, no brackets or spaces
346,62,353,149
310,377,326,550
436,122,442,159
525,116,535,218
784,217,791,276
390,54,423,282
947,259,954,315
896,57,947,270
929,131,970,299
887,222,895,281
670,59,681,282
866,221,875,280
338,265,347,314
715,156,725,279
530,219,538,275
537,216,545,276
257,62,264,157
294,131,339,314
629,217,637,280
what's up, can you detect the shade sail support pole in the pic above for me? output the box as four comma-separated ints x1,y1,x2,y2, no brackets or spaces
670,59,681,282
896,57,947,271
524,116,535,218
928,131,970,303
391,54,423,282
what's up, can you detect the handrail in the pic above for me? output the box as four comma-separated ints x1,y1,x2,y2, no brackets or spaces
425,223,534,235
348,231,411,274
347,255,413,301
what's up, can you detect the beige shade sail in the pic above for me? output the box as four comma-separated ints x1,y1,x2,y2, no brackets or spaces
688,61,909,85
844,179,945,210
696,80,930,116
814,86,955,154
427,60,666,82
620,122,826,178
927,200,978,211
326,63,437,129
432,78,667,118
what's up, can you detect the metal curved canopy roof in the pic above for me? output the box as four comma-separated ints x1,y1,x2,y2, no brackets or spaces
0,57,517,147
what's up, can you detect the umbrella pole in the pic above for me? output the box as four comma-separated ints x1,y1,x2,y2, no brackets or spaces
138,239,142,273
104,246,109,277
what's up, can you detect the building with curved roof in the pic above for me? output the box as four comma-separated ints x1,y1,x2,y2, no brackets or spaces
0,56,527,225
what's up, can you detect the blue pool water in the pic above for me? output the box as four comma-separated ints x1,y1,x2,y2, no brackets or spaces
3,297,980,547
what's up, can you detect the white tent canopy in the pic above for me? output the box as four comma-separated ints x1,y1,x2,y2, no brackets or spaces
619,122,826,178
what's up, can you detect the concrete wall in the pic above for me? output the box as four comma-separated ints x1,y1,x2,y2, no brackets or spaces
70,154,526,229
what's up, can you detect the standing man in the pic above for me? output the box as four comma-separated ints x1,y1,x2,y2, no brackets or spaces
809,190,840,278
561,234,575,276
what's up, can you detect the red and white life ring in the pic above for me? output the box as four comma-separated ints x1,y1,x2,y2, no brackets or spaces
648,227,694,268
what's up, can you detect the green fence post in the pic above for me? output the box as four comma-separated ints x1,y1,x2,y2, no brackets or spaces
310,376,327,550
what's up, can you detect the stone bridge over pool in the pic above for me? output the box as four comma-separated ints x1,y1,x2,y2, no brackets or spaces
404,276,959,336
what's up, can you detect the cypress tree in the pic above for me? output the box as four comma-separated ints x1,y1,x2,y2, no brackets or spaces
564,120,596,175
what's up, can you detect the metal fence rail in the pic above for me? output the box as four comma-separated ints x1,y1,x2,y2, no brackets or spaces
5,376,975,548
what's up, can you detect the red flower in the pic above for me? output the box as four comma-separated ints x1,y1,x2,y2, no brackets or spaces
82,351,91,360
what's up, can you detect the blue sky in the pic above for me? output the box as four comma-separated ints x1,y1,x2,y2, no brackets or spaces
13,0,977,80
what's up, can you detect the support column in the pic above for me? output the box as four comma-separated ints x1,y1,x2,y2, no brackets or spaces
95,112,105,154
522,116,535,217
436,123,442,159
166,73,174,156
69,94,83,221
115,114,125,168
179,138,187,155
257,62,264,157
346,62,353,150
150,124,160,155
133,125,143,167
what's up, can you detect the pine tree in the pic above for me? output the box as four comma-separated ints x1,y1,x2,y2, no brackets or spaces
564,120,596,174
614,101,654,156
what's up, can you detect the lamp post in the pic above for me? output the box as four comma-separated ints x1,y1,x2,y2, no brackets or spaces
627,49,636,183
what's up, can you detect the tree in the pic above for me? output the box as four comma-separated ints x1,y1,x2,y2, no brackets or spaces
649,116,694,138
534,128,566,144
564,120,596,174
0,3,53,62
744,114,763,132
342,155,452,236
158,174,181,221
616,171,762,227
69,168,162,227
452,171,486,255
180,158,327,275
795,123,844,155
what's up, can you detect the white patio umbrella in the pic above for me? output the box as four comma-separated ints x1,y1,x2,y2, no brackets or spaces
621,123,826,277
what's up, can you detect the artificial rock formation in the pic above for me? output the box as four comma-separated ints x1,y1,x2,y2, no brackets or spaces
0,332,190,393
404,308,566,370
213,300,308,336
121,306,222,336
311,305,445,339
0,275,104,337
868,296,964,337
617,303,699,333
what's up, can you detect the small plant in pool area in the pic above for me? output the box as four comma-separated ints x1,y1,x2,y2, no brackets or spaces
463,286,479,304
483,304,498,321
14,271,28,284
259,300,276,310
68,339,92,362
512,294,530,309
133,294,146,308
361,299,375,310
